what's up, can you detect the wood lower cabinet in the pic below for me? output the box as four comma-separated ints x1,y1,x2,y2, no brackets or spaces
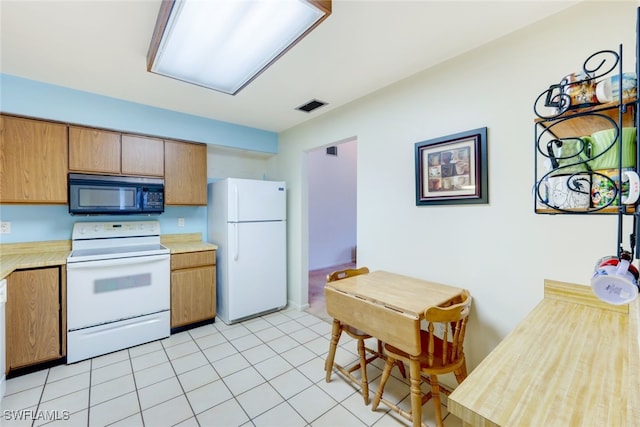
170,250,216,328
0,115,68,203
6,267,62,371
164,140,207,205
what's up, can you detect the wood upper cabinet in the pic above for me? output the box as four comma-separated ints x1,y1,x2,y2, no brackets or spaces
121,134,164,176
2,116,205,205
68,126,121,174
0,115,68,203
170,250,216,328
164,139,207,205
69,126,164,177
6,267,62,371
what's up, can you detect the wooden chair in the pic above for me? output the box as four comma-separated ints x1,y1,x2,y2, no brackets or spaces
371,290,472,427
324,266,380,404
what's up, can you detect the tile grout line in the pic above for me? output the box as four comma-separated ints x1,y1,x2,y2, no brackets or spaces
6,308,450,427
243,319,317,425
32,367,50,427
86,359,92,427
213,313,333,425
116,348,144,427
157,335,199,427
214,320,281,424
188,322,249,424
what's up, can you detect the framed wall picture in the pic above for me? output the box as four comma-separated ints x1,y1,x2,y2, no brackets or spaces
415,127,488,205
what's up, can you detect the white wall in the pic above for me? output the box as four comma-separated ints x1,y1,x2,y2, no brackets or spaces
308,139,357,270
207,145,274,180
273,1,638,370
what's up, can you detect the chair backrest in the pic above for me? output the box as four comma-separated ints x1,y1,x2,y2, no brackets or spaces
423,290,471,368
326,266,370,282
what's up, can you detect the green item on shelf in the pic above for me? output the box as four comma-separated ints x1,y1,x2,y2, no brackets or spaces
547,136,590,176
586,127,637,171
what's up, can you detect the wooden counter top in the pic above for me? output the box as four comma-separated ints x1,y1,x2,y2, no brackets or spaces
448,279,640,426
0,240,71,280
161,233,217,254
0,234,216,280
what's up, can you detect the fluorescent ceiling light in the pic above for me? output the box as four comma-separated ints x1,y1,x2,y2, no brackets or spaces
147,0,331,95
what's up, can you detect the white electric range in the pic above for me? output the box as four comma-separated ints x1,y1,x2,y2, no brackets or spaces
66,220,170,364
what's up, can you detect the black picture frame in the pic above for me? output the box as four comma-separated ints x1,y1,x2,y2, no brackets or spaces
415,127,488,206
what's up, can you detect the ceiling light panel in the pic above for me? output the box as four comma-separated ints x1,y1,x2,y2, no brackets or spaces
148,0,331,95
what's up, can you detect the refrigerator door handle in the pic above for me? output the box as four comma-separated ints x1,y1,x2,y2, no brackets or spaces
233,223,240,261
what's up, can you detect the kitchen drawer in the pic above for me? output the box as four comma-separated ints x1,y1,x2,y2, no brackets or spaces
171,250,216,270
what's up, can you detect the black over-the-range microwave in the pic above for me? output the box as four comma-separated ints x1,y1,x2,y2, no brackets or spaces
68,173,165,215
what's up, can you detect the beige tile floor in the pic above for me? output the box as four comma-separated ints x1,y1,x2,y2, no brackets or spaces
1,268,464,427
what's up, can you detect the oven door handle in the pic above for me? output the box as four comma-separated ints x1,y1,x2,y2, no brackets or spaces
67,254,169,269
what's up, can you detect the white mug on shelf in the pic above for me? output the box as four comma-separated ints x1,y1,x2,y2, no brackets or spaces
538,174,591,210
595,72,637,103
621,170,640,204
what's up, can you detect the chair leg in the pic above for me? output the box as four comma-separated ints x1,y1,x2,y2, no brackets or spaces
454,358,468,384
395,360,407,378
371,356,394,411
356,338,369,405
429,375,444,427
325,319,342,382
377,339,406,378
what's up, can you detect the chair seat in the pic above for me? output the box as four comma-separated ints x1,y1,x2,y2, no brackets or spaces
384,330,465,372
344,325,372,339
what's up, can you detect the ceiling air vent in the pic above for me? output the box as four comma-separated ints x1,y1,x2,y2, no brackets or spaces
296,99,327,113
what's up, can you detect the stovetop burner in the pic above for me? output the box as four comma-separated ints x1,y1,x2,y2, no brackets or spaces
68,243,169,262
68,221,169,262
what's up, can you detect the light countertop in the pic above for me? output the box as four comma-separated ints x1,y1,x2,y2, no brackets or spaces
0,233,216,280
447,279,640,426
161,233,217,254
0,240,71,280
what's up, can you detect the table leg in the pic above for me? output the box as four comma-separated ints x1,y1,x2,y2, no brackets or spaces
409,356,422,427
325,319,342,382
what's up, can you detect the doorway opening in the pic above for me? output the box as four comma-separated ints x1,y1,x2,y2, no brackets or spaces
305,138,357,321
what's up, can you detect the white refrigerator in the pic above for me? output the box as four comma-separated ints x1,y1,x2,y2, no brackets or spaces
207,178,287,324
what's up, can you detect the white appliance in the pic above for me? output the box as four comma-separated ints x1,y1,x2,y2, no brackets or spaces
208,178,287,324
0,278,6,404
66,221,170,363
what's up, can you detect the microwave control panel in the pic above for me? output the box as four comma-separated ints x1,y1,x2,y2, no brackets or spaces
143,189,164,210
